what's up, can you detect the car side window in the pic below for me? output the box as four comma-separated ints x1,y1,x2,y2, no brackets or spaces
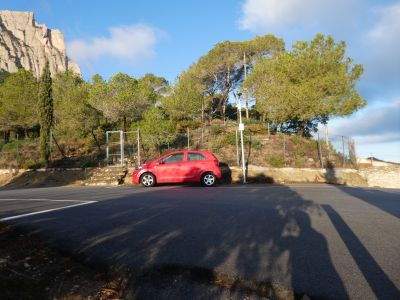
162,153,184,164
188,152,205,161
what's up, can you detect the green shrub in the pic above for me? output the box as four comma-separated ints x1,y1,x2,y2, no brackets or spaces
223,132,237,145
22,159,43,169
210,125,225,135
267,155,285,168
294,158,305,168
295,147,305,157
246,124,267,134
250,138,262,150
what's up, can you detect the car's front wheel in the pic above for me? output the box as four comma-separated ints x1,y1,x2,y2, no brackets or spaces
201,172,216,187
140,173,156,187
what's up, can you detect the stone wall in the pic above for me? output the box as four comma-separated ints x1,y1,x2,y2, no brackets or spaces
228,165,399,188
1,166,399,189
359,166,400,189
227,165,368,187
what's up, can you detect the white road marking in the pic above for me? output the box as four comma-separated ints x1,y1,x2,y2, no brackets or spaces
0,198,97,221
0,198,92,203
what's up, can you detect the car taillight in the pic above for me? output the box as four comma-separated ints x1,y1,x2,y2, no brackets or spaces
214,160,219,167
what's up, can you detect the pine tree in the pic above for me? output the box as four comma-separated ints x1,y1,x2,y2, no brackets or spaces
38,60,54,167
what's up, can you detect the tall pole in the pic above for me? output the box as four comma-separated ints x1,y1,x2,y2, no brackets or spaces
283,134,286,166
137,128,140,167
236,129,239,166
237,100,246,184
342,136,345,167
244,52,249,119
120,130,124,167
106,131,109,166
201,99,204,125
325,123,329,148
317,132,323,168
187,128,190,150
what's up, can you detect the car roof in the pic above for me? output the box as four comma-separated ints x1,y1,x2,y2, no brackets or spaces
162,150,214,156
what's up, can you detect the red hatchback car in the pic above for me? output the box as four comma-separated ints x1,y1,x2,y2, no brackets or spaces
132,150,222,187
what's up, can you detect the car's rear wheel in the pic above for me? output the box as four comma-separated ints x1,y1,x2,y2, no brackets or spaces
140,173,156,187
201,172,216,187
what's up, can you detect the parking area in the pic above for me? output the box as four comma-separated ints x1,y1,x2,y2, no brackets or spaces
0,184,399,299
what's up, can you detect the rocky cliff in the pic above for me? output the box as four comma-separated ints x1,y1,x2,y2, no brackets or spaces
0,10,80,77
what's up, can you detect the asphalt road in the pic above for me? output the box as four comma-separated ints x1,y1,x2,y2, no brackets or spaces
0,184,399,299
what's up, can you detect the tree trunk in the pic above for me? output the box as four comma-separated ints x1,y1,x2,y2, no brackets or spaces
91,129,101,152
298,121,306,136
122,117,128,143
51,133,66,158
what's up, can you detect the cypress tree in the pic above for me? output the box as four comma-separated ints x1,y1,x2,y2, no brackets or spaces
38,60,53,167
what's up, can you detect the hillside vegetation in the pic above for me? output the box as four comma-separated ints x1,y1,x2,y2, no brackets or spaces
0,34,365,169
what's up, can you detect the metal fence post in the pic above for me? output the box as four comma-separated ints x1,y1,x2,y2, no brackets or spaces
187,128,190,150
236,129,239,166
283,134,286,166
106,132,109,166
120,130,124,167
317,132,323,168
342,136,345,167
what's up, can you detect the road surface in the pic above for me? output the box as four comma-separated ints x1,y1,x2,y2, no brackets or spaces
0,184,399,299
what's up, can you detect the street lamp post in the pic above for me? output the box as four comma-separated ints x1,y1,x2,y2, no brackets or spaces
235,92,247,184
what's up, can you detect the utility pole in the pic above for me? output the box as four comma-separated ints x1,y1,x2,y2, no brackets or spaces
137,128,141,167
187,128,190,150
244,52,249,119
201,99,204,125
236,129,240,166
325,123,329,148
120,130,124,167
236,93,247,184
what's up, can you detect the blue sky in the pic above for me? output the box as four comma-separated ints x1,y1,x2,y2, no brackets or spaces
2,0,400,162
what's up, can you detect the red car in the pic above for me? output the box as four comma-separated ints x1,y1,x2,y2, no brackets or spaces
132,150,222,187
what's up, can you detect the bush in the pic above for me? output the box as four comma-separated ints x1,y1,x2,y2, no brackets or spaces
245,124,267,134
210,125,225,135
294,158,305,168
267,155,285,168
22,159,43,169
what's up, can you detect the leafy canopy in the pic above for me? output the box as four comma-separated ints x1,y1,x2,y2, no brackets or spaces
0,69,38,131
245,34,366,134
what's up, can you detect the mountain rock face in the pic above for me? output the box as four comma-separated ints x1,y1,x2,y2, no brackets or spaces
0,10,80,77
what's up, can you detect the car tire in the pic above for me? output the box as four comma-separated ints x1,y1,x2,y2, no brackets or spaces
140,173,156,187
201,172,216,187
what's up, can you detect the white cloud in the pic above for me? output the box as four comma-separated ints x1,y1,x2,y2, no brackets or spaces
239,0,361,33
67,24,162,63
364,2,400,83
368,3,400,44
329,99,400,144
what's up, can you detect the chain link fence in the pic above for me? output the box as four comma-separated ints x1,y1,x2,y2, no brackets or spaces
0,123,358,169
